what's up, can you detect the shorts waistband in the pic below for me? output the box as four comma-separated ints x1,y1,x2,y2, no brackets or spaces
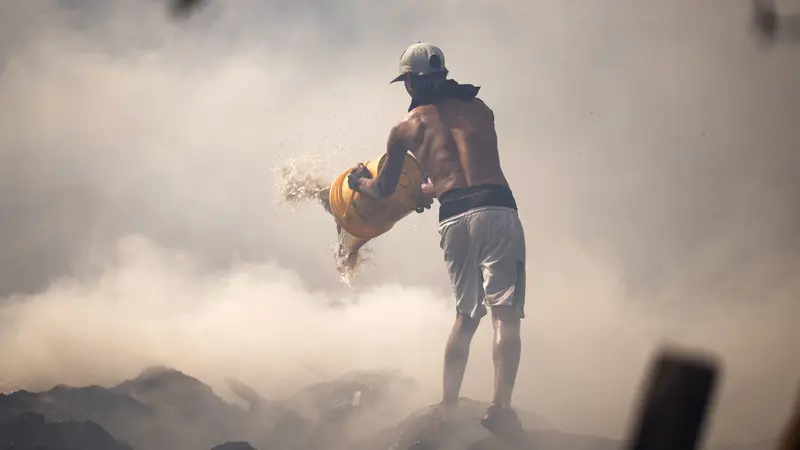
438,184,517,222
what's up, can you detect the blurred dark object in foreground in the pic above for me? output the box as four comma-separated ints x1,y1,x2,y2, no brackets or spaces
169,0,207,19
628,347,720,450
777,384,800,450
751,0,800,45
753,0,778,42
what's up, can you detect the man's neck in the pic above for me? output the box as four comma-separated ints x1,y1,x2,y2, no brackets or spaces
408,79,481,112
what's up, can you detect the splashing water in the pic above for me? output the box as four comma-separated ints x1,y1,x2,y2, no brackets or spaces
274,159,372,284
276,165,330,208
333,228,373,285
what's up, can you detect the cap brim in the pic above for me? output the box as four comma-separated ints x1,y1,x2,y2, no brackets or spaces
390,73,406,83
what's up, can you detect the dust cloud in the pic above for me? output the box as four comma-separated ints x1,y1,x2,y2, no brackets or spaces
0,235,451,402
1,0,799,449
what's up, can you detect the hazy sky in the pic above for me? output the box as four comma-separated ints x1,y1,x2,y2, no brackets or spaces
1,0,799,447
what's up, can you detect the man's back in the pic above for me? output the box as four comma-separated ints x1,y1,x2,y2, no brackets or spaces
410,97,510,198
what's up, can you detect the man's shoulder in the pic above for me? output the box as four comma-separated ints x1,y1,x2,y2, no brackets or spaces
441,96,492,112
400,106,434,126
390,109,427,143
406,104,436,117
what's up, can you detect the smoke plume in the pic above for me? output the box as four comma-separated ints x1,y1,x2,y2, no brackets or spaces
1,0,799,447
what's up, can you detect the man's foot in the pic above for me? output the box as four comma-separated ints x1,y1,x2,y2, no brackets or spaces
434,403,457,441
480,405,527,442
407,411,456,450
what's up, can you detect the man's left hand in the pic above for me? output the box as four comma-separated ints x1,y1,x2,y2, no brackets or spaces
415,182,435,213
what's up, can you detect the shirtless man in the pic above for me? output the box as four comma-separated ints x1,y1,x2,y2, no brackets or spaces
348,42,527,439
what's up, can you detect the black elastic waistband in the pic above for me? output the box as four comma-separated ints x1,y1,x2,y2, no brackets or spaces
438,184,517,222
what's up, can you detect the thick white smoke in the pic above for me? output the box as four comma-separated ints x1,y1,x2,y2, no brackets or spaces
1,1,799,448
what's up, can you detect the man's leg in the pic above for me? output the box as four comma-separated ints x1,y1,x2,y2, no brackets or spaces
473,207,526,438
442,313,481,420
490,306,522,410
479,307,525,440
438,212,482,422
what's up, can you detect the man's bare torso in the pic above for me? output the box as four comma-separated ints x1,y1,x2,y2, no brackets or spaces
406,97,509,198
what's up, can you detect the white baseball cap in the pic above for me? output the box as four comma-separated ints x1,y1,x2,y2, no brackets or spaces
390,42,448,83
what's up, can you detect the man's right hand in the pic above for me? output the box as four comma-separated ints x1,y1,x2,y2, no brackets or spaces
347,163,372,191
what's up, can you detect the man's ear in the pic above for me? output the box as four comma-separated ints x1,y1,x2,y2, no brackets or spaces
404,80,414,96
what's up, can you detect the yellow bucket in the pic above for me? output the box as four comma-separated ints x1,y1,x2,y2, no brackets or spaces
328,153,425,241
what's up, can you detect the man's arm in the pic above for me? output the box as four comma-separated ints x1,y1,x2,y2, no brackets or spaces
359,116,424,198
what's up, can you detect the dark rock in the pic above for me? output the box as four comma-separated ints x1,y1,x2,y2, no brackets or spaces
226,378,268,414
108,366,249,450
0,411,132,450
209,442,258,450
0,368,629,450
352,398,615,450
0,366,250,450
716,442,776,450
0,383,153,447
224,375,312,450
7,367,752,450
0,384,153,422
112,365,245,422
281,370,423,450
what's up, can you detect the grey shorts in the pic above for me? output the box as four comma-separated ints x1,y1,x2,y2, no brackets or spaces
438,206,526,319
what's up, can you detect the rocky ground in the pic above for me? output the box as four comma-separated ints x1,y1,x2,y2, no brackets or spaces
0,366,777,450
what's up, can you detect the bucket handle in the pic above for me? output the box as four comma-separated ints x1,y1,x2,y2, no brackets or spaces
342,163,364,221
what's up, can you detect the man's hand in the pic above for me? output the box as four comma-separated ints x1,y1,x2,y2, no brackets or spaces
357,177,382,198
347,163,372,191
347,163,384,198
415,181,435,213
421,182,435,198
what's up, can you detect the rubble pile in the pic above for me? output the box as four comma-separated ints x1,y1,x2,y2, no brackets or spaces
0,366,436,450
0,366,773,450
0,411,132,450
349,398,614,450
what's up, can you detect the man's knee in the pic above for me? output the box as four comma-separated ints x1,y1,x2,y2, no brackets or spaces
491,308,521,361
447,314,479,362
490,306,522,329
454,312,481,335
